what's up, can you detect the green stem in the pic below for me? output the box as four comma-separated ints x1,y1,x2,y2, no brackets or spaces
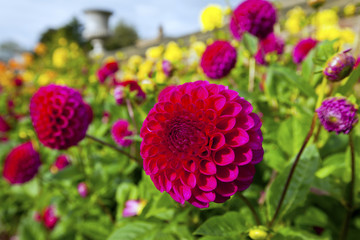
248,57,256,92
339,132,355,240
268,113,317,228
237,192,261,225
85,134,142,165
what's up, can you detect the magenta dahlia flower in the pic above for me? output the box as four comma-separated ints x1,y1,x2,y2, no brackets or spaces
114,80,146,105
293,38,318,64
316,98,358,134
30,84,93,150
200,40,237,79
323,50,356,82
255,33,284,65
0,116,10,132
140,81,263,208
50,155,70,173
42,205,59,230
3,142,41,184
230,0,277,40
97,61,119,83
111,119,133,147
77,182,88,198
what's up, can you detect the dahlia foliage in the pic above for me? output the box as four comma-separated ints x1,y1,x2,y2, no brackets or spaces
1,0,360,239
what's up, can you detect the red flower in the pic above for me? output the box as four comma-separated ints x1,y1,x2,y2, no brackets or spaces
50,155,70,173
114,80,146,105
97,61,119,83
3,142,41,184
0,116,10,132
200,40,237,79
140,81,263,208
111,119,133,147
41,205,59,230
30,84,93,150
292,38,318,64
230,0,277,40
255,33,284,65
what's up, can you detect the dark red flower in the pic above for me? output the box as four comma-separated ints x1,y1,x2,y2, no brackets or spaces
292,38,318,64
111,119,133,147
3,142,41,184
51,155,70,173
230,0,277,40
30,84,93,150
97,61,119,83
114,80,146,105
255,33,284,65
140,81,263,208
200,40,237,79
0,116,10,132
42,205,59,230
14,77,23,87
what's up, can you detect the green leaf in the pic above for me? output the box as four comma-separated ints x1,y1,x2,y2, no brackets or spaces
50,165,82,181
115,182,138,220
272,227,330,240
267,145,321,220
107,221,158,240
315,153,346,179
193,212,247,237
271,66,317,98
242,33,258,55
76,221,111,240
336,65,360,96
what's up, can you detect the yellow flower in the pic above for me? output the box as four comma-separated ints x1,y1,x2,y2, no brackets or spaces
285,7,306,34
344,4,356,17
139,79,155,93
123,71,135,81
58,37,67,46
22,70,35,83
200,4,224,32
190,41,206,57
34,43,47,56
128,55,143,71
52,47,68,68
155,71,167,84
38,70,57,86
164,41,183,62
312,9,339,27
137,60,154,80
22,52,33,67
315,25,341,41
146,45,164,60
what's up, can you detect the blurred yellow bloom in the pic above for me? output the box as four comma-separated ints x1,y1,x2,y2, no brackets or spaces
285,7,306,34
128,55,143,71
22,52,33,67
123,71,135,81
52,47,68,68
34,42,47,56
70,42,79,51
22,71,35,83
146,45,164,60
116,51,125,60
155,71,167,84
190,41,206,57
58,37,67,46
316,25,341,41
38,70,57,86
164,41,183,62
224,7,232,16
312,9,338,27
140,79,155,93
200,4,224,32
137,60,154,80
344,4,356,17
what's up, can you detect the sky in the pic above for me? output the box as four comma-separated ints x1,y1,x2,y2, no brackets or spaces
0,0,240,50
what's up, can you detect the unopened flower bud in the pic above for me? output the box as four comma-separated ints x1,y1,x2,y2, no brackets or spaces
323,50,355,82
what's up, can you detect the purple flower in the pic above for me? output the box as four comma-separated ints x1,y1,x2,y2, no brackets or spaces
292,38,318,64
77,182,88,198
162,60,173,77
323,50,356,82
316,97,358,134
230,0,277,40
111,119,133,147
122,200,146,217
255,33,284,65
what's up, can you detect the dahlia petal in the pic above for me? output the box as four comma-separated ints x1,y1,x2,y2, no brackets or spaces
214,193,230,203
198,175,217,191
194,188,216,202
180,172,196,188
214,147,235,166
189,196,210,208
147,120,161,131
170,90,181,103
220,89,239,101
206,84,220,95
249,113,262,131
181,94,191,106
215,182,238,197
237,164,256,181
236,179,253,191
165,168,177,181
234,147,253,166
194,86,209,100
183,159,196,173
205,109,217,121
247,130,263,149
216,117,236,131
208,95,226,111
216,164,239,182
225,128,249,147
209,133,226,150
236,114,255,131
251,147,264,164
221,102,242,117
199,160,217,175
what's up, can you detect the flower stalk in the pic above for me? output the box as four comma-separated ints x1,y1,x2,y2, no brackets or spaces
237,192,261,225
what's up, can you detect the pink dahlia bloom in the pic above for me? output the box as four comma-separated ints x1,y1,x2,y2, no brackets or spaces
292,38,318,64
230,0,277,40
3,142,41,184
42,206,59,230
97,61,119,83
140,81,263,208
122,200,146,217
111,119,133,147
51,155,70,173
114,80,146,105
200,40,237,79
30,84,93,150
0,116,10,132
77,182,88,198
255,33,284,65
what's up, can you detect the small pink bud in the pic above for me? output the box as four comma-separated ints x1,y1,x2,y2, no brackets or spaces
77,182,88,198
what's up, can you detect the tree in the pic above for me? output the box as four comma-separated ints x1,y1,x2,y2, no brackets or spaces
104,20,138,50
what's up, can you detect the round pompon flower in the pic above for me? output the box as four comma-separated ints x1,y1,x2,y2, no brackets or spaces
97,61,119,83
111,119,133,147
292,38,318,64
230,0,277,40
200,4,224,32
3,142,41,184
316,98,358,134
200,40,237,79
255,33,284,65
30,84,93,150
323,50,355,82
140,81,263,208
50,155,70,173
42,205,59,230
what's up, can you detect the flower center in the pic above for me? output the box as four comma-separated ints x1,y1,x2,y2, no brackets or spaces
166,117,207,156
